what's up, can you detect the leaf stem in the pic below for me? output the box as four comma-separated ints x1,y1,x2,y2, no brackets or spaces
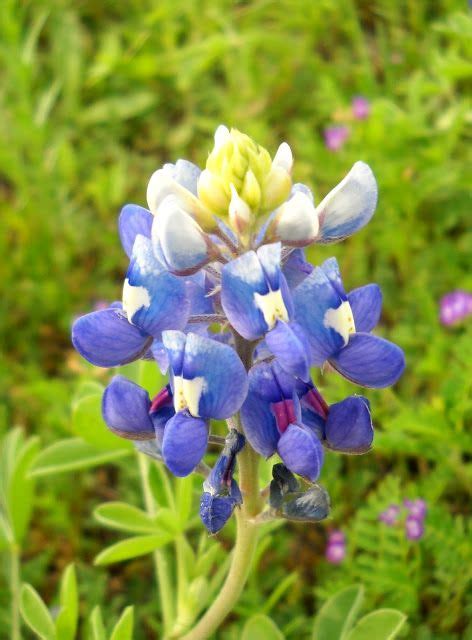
138,453,175,638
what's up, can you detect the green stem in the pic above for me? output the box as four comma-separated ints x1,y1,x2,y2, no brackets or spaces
138,453,175,638
10,544,21,640
179,446,260,640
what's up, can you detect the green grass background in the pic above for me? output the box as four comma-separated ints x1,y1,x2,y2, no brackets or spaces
0,0,471,638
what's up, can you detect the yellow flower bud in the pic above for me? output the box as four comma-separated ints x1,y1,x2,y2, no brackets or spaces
260,166,292,213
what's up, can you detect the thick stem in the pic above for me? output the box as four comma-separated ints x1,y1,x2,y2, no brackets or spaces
180,334,262,640
138,454,175,638
10,545,21,640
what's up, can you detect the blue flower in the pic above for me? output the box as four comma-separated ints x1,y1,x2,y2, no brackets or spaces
240,360,374,480
101,332,247,477
200,430,245,534
221,242,311,380
293,257,405,387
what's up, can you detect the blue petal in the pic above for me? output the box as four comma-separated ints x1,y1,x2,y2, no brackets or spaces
183,333,248,419
221,250,270,340
282,249,313,289
293,266,347,365
118,204,153,258
102,376,155,439
348,284,382,333
315,162,377,243
162,411,208,476
320,257,346,299
124,235,190,336
330,333,405,388
277,423,324,481
265,321,310,381
200,492,237,534
186,275,214,316
240,363,281,457
325,396,373,453
256,242,282,291
72,308,150,367
151,406,175,445
161,330,187,375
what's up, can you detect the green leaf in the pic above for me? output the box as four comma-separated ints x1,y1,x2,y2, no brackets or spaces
78,92,157,125
94,533,174,566
89,606,106,640
20,584,56,640
29,438,130,477
345,609,406,640
242,614,285,640
55,564,78,640
9,436,40,543
110,606,134,640
72,392,131,451
312,585,364,640
94,501,171,534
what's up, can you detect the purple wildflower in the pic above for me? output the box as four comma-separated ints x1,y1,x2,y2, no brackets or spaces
405,515,425,541
352,96,371,120
439,290,472,326
404,499,427,520
379,504,401,526
324,126,350,152
326,530,346,564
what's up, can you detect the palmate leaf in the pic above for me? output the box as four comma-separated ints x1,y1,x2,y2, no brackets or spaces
242,614,285,640
54,564,78,640
93,501,173,534
345,609,406,640
312,585,364,640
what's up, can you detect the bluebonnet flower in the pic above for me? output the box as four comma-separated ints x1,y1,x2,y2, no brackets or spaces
293,257,405,387
200,430,245,534
240,361,373,481
71,124,404,530
269,464,330,522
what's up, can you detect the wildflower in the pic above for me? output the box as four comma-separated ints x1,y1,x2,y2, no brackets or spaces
325,530,346,564
200,430,245,534
439,290,472,326
379,504,401,526
405,515,425,541
101,332,247,476
240,361,373,480
324,125,349,152
71,124,404,533
352,96,371,120
404,498,427,520
293,257,405,387
269,464,330,522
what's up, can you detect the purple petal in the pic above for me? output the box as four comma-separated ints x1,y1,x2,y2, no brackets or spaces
277,423,324,482
162,411,208,476
265,321,310,381
102,376,155,440
118,204,153,258
200,491,237,534
331,333,405,388
348,284,382,333
325,396,373,453
72,308,150,367
282,249,313,289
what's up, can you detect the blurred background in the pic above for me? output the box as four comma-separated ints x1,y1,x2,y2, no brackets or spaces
0,0,471,638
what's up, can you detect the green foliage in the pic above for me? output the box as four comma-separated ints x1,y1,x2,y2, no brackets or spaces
20,583,56,640
242,614,285,639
